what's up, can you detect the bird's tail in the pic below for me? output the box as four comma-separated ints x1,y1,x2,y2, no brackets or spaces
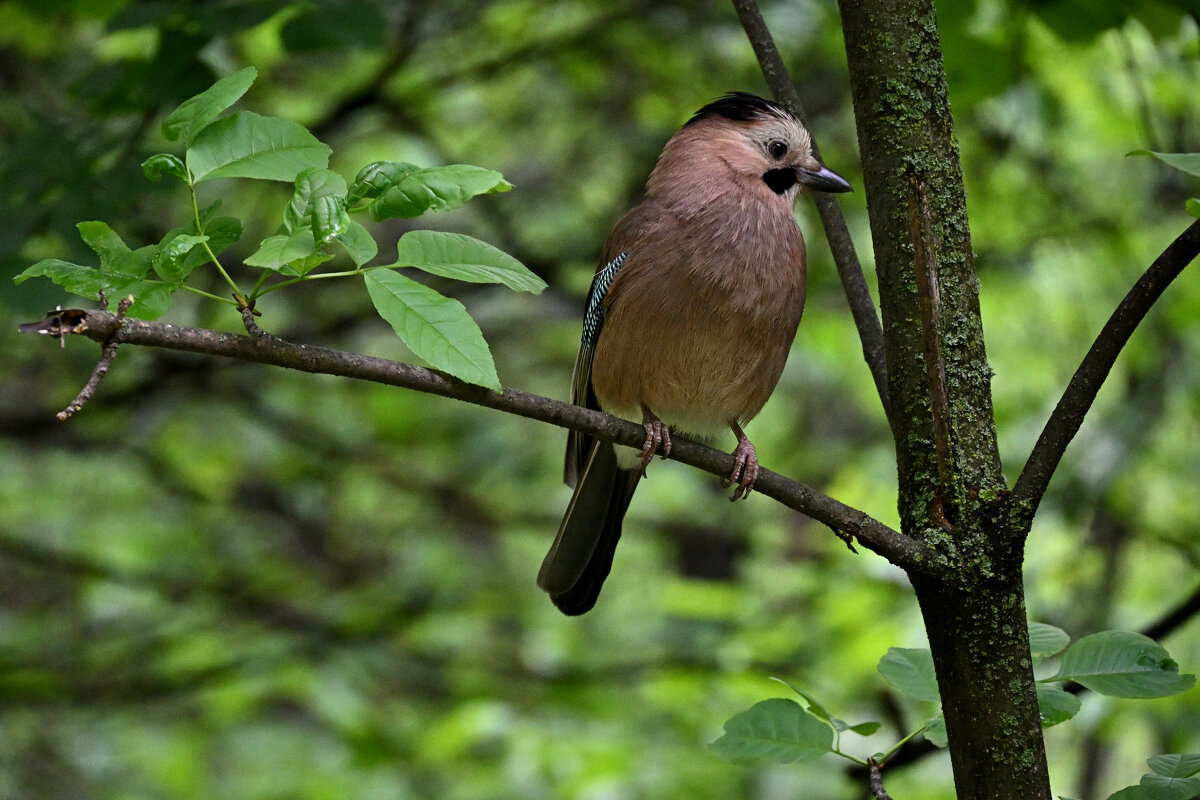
538,440,640,615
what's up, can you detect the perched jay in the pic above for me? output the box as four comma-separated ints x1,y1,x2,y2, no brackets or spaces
539,93,852,615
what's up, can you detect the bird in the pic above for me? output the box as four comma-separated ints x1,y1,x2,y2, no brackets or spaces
538,93,852,615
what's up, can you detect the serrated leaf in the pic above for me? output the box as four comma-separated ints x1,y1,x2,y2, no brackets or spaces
1128,149,1200,177
364,269,501,391
187,111,331,183
1029,622,1071,663
162,66,257,145
1147,754,1200,779
392,230,545,293
153,233,209,283
368,164,512,220
1049,631,1195,698
708,698,833,766
1036,684,1081,728
846,721,882,736
878,648,941,703
923,715,947,747
348,160,421,203
336,220,377,267
142,153,188,182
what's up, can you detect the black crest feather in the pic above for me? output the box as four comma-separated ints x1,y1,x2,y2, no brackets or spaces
685,92,792,127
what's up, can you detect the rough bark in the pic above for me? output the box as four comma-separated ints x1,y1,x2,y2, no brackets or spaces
836,0,1051,797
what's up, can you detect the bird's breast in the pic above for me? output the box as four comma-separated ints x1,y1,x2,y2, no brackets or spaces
589,201,807,436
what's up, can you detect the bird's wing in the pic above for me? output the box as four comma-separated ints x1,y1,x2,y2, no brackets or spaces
564,251,628,487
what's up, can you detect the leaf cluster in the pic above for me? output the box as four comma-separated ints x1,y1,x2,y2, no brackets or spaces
710,625,1194,774
14,67,543,391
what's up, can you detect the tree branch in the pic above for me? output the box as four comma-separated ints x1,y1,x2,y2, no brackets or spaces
1011,218,1200,527
731,0,892,425
20,308,934,573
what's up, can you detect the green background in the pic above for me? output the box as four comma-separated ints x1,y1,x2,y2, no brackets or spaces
1,1,1198,797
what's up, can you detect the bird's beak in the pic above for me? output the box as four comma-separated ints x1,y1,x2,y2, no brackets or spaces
795,164,853,193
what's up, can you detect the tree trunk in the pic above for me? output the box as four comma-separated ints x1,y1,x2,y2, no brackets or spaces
836,0,1052,796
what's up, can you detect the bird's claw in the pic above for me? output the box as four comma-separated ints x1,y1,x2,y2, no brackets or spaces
639,415,671,471
725,437,758,501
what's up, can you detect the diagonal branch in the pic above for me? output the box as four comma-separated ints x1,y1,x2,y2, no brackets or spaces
21,308,934,573
731,0,892,424
1012,218,1200,528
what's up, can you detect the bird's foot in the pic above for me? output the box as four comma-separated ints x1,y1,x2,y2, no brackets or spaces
722,422,758,501
639,406,671,471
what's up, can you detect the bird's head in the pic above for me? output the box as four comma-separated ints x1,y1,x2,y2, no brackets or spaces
648,92,852,205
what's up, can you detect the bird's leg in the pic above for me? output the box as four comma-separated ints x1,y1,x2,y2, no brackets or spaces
724,420,758,501
639,404,672,470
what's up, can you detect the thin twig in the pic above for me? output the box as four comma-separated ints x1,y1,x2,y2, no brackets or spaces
1142,581,1200,642
730,0,892,424
55,297,132,421
1012,219,1200,528
20,308,935,574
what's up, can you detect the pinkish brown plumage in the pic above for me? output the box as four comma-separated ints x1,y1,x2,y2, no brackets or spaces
540,93,852,615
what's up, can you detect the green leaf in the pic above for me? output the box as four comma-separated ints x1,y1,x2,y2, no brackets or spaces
120,280,174,320
1147,754,1200,779
1138,774,1200,800
1029,622,1071,663
922,715,947,748
77,221,150,278
13,259,107,297
186,111,331,183
708,698,833,766
768,677,879,736
141,153,188,182
878,648,941,703
162,66,257,145
392,231,546,293
363,270,501,391
348,160,421,203
368,164,512,220
152,233,209,283
336,220,377,267
1036,684,1081,728
245,227,330,275
1128,149,1200,178
1105,787,1155,800
284,168,349,238
1186,198,1200,218
187,216,242,271
1049,631,1195,698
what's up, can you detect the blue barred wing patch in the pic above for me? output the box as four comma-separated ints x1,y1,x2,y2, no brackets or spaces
582,252,627,348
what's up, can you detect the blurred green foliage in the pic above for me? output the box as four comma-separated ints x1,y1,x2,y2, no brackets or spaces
1,0,1199,798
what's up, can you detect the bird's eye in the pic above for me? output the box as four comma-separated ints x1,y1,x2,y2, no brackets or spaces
768,140,788,160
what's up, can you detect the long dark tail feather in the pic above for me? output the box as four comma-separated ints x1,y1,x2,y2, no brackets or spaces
539,441,641,615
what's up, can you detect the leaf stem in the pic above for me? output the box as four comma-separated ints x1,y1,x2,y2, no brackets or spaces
180,284,241,306
253,265,381,298
189,177,247,305
877,723,929,765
